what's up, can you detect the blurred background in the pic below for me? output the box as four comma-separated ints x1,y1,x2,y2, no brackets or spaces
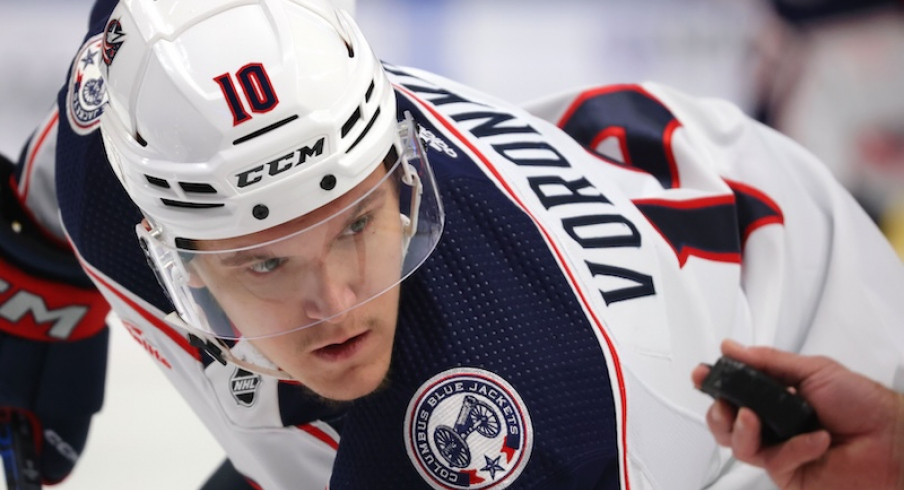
1,0,901,488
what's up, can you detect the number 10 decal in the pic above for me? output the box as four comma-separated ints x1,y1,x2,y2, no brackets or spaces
214,63,279,126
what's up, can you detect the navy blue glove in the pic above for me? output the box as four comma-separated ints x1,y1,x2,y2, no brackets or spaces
0,151,109,485
0,318,109,485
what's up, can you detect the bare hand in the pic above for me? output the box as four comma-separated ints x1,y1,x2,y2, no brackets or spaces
692,340,904,490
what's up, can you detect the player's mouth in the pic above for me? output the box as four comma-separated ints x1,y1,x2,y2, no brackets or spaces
313,331,370,362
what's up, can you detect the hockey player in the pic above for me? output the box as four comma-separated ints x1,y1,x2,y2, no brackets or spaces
1,0,903,489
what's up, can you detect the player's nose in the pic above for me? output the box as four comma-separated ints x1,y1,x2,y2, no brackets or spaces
302,267,357,324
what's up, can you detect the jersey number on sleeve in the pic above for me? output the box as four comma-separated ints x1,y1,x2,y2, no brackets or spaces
557,84,681,189
557,85,783,266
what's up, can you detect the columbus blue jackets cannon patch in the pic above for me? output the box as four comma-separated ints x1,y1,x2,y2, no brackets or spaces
66,35,107,135
405,368,533,489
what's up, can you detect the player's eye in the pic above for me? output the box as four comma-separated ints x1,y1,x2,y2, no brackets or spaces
344,215,371,236
249,257,285,274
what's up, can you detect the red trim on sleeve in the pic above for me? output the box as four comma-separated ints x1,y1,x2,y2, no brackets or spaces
297,424,339,451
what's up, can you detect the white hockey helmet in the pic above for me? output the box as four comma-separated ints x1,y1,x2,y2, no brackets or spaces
98,0,444,374
101,0,398,242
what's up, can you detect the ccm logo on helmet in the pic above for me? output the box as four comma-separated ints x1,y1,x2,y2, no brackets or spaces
235,137,326,188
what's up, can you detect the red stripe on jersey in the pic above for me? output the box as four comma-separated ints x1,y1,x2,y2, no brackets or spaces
556,84,640,128
244,477,264,490
633,195,735,209
723,178,785,243
297,424,339,451
589,126,632,165
81,263,201,361
662,118,681,188
395,84,632,490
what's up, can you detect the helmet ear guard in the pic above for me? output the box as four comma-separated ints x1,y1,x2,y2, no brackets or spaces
398,111,428,252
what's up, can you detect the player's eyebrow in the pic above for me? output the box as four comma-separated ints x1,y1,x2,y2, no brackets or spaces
339,187,386,227
216,186,388,268
218,251,275,268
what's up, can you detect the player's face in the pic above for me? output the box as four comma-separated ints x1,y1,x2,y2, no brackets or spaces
190,166,404,400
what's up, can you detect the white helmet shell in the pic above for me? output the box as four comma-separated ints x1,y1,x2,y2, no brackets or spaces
100,0,397,245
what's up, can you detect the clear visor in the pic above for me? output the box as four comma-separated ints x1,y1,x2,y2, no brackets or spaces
138,119,444,340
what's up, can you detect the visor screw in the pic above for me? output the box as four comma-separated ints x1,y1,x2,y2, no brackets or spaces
252,204,269,220
320,174,337,191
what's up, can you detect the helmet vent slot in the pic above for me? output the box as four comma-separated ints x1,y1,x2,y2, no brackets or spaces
341,107,362,138
365,80,375,102
233,115,299,145
145,175,171,188
179,182,218,194
160,198,224,209
347,107,381,153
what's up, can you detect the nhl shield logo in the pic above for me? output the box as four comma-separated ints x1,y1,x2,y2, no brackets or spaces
405,368,533,490
230,368,261,407
66,35,107,136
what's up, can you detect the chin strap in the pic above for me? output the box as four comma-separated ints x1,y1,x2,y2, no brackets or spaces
187,333,227,366
167,313,294,380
